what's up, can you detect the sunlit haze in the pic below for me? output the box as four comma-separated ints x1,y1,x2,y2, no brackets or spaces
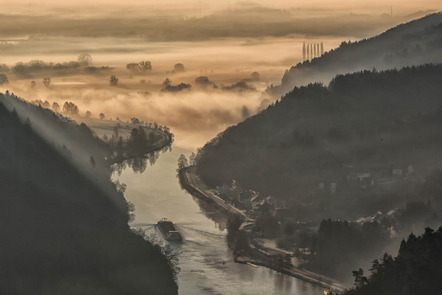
1,1,440,148
1,1,442,294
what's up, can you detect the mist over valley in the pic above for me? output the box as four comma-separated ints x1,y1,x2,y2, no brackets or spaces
0,2,441,294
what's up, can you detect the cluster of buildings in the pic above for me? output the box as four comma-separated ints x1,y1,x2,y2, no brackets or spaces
318,164,416,194
215,181,286,219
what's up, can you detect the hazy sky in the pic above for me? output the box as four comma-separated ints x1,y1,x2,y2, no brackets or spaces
2,0,441,15
1,0,440,149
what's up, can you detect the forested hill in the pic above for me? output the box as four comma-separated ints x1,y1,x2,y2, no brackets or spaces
269,12,442,98
0,101,177,293
342,227,442,295
196,64,442,219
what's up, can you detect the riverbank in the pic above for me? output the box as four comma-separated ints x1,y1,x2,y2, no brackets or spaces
0,96,179,294
108,127,172,166
87,118,173,166
179,166,252,222
234,249,345,292
178,166,345,293
87,118,173,150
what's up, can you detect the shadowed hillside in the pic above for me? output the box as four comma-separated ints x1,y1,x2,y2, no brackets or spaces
269,12,442,97
341,226,442,295
0,100,177,294
196,64,442,220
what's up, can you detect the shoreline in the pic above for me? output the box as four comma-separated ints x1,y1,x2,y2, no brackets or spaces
234,255,345,292
178,166,251,222
108,128,172,165
178,166,346,293
87,119,174,166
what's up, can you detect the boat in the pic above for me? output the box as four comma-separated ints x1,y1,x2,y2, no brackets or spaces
157,218,183,241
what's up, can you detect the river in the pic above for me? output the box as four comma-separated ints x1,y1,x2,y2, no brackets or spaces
113,145,324,295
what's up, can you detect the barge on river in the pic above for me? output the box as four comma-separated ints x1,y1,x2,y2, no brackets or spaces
157,218,183,242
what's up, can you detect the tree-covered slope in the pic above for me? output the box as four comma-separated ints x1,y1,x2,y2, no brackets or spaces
341,227,442,295
196,64,442,219
0,102,177,294
269,12,442,97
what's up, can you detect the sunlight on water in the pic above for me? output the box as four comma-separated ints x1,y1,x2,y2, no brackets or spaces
113,145,323,295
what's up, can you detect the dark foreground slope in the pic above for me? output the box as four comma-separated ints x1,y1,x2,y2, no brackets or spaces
269,12,442,97
196,64,442,219
0,103,177,294
341,227,442,295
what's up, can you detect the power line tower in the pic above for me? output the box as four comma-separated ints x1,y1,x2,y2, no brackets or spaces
302,42,306,61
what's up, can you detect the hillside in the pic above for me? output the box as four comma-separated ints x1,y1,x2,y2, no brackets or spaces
269,12,442,97
195,64,442,220
341,227,442,295
0,98,177,294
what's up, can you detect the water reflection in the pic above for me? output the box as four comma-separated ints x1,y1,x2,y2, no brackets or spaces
114,146,323,295
274,272,293,293
188,194,229,231
113,145,170,174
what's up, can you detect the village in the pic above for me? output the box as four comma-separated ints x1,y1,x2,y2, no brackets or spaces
213,163,417,221
178,165,346,291
180,162,417,264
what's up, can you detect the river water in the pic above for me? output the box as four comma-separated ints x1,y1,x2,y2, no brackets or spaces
114,145,324,295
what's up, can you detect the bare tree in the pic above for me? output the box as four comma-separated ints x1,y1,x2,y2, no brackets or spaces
251,72,260,81
173,63,185,73
0,74,8,85
77,53,92,66
126,61,152,72
126,63,140,71
163,78,171,87
110,75,118,86
52,102,60,113
139,61,152,71
43,77,51,87
63,102,79,116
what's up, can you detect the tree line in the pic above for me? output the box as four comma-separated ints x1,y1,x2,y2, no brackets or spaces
195,64,442,221
0,97,178,294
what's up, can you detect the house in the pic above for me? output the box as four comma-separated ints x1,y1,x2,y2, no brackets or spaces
216,183,233,196
273,208,295,223
265,195,276,206
239,190,256,211
348,172,371,182
407,165,414,176
216,180,243,202
330,182,337,194
392,168,403,179
392,168,403,175
251,194,264,208
239,222,255,238
255,199,275,217
360,177,374,189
